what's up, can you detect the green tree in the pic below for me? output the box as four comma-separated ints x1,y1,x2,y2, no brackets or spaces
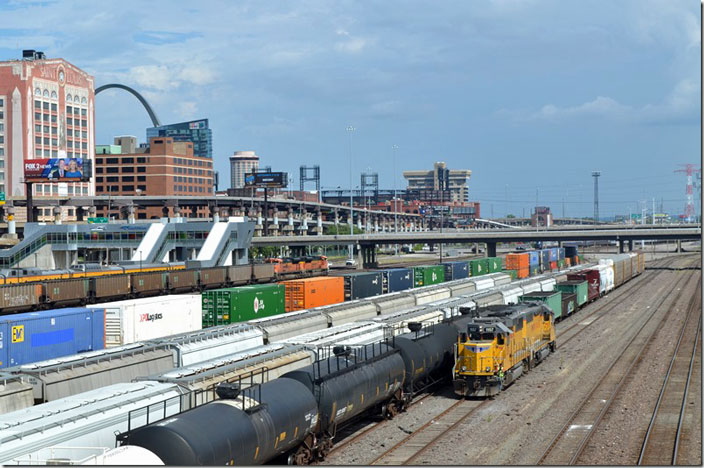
325,224,364,235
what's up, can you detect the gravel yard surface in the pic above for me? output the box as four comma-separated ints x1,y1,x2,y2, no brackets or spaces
321,254,701,465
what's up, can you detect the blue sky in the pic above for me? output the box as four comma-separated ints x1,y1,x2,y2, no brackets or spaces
0,0,700,218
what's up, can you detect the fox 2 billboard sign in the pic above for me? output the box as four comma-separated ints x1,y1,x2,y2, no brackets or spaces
245,172,288,188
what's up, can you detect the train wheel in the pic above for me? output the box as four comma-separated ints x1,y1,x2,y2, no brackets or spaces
315,439,334,461
289,446,313,465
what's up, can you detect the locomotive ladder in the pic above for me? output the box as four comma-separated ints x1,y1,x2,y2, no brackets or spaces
537,265,699,465
369,399,489,465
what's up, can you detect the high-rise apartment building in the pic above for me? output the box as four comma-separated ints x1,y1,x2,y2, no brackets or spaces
403,162,471,203
229,151,259,189
0,50,95,199
146,119,212,159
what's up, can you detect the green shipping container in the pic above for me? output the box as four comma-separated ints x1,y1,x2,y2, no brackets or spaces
520,291,563,320
555,280,588,307
557,259,565,269
469,258,489,277
413,265,445,287
504,269,518,280
202,284,285,327
486,257,502,273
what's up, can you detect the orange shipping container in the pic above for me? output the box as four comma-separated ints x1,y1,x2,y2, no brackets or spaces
281,276,345,312
565,258,572,267
505,253,530,270
550,261,557,271
517,267,530,279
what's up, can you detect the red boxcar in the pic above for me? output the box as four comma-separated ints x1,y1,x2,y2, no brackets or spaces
567,270,600,302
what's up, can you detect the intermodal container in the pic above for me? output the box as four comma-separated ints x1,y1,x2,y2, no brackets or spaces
505,253,529,270
557,259,565,269
549,261,557,271
504,269,518,280
558,248,565,261
565,245,578,258
527,251,540,266
202,284,285,327
529,265,540,277
281,277,344,312
0,308,104,369
566,271,599,302
571,256,579,265
486,257,503,273
413,266,445,287
517,267,529,279
540,250,550,271
88,295,202,347
565,257,572,267
549,248,558,262
561,292,577,317
469,259,489,277
343,272,384,300
383,268,413,293
520,291,563,320
444,261,469,281
556,280,588,306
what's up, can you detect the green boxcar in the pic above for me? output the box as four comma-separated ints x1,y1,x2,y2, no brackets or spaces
520,291,563,320
413,265,445,287
469,258,489,277
555,280,588,307
202,284,285,327
486,257,502,273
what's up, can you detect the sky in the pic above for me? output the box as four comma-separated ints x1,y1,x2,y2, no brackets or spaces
0,0,700,219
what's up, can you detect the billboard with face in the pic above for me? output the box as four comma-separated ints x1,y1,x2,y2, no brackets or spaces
24,158,91,182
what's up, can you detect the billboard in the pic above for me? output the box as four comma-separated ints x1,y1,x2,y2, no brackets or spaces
244,172,288,188
24,158,92,182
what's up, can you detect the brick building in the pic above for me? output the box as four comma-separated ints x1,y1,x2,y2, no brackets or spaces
95,137,214,219
0,50,95,208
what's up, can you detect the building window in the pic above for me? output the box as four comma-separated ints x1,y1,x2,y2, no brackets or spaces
81,108,87,116
35,149,42,156
96,186,103,192
42,102,49,110
106,176,119,182
122,167,134,173
106,158,118,164
44,149,50,157
96,177,103,182
0,99,3,107
106,167,118,173
81,119,86,126
35,136,41,144
34,100,41,109
96,167,103,173
51,138,57,146
123,185,134,191
81,142,87,149
43,137,49,145
137,157,146,163
137,167,146,173
73,108,79,115
137,185,146,191
51,103,57,111
51,150,57,157
51,126,57,135
137,176,146,182
96,158,103,164
51,115,56,123
67,141,73,148
35,112,41,120
122,176,134,182
67,117,72,125
67,105,72,113
122,157,134,163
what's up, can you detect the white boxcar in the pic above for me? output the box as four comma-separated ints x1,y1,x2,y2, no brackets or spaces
414,286,452,305
593,264,614,294
248,309,328,343
0,381,187,465
499,286,524,305
281,322,385,359
485,272,512,286
371,292,417,316
140,343,315,404
0,373,33,416
148,324,265,367
88,295,202,347
468,277,495,291
317,300,378,327
539,278,556,292
470,290,504,307
444,279,477,297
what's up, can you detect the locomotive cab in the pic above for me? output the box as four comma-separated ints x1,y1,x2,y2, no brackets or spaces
453,322,511,398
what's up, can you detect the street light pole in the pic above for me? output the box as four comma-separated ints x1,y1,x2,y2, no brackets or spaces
346,126,355,261
392,144,398,257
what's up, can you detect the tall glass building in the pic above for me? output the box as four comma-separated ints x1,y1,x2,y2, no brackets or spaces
146,119,212,159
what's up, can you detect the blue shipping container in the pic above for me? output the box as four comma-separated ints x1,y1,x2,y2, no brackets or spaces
540,250,550,269
549,248,558,262
558,248,565,260
528,251,540,265
0,307,104,369
529,265,540,277
384,268,414,293
443,261,469,281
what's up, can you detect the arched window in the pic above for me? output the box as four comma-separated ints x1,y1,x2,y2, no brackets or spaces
66,94,72,102
51,91,57,99
35,88,41,96
43,89,49,98
81,97,87,104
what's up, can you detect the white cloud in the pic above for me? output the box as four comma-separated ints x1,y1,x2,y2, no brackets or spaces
335,37,369,53
176,101,198,119
128,65,176,91
179,66,217,86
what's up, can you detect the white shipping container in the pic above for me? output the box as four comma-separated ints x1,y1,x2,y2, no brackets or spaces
88,295,202,347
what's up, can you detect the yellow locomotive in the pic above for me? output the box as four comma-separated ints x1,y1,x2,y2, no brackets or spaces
452,303,556,397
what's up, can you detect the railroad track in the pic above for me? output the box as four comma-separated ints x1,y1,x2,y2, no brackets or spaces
555,256,679,347
369,399,489,465
537,257,700,465
637,279,702,465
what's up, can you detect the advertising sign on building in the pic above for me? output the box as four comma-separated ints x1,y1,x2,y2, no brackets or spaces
24,158,92,182
244,171,288,188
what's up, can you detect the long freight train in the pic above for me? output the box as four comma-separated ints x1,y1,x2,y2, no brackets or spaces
0,256,328,314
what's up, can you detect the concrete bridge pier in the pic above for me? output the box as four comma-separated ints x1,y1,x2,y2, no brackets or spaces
361,244,378,269
676,239,682,253
53,206,62,225
290,245,306,257
283,209,295,236
254,206,263,237
486,242,497,258
268,209,280,236
127,205,136,224
314,209,323,236
627,240,633,251
299,209,309,235
374,216,379,233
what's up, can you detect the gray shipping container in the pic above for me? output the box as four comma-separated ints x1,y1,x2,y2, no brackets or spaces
443,261,469,281
383,268,413,293
343,272,383,300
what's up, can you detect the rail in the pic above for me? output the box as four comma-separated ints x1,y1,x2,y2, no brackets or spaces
536,260,699,465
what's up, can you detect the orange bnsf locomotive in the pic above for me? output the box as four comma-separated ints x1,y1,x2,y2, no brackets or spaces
452,303,556,397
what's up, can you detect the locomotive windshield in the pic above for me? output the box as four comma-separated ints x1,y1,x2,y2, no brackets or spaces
467,325,497,341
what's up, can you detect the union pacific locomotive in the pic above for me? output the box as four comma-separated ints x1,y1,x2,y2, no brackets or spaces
452,303,556,397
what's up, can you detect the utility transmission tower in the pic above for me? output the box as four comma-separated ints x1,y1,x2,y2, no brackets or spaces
592,171,600,223
674,164,701,223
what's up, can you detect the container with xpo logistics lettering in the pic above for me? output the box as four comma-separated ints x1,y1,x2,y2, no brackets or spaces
87,295,202,347
202,284,285,327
